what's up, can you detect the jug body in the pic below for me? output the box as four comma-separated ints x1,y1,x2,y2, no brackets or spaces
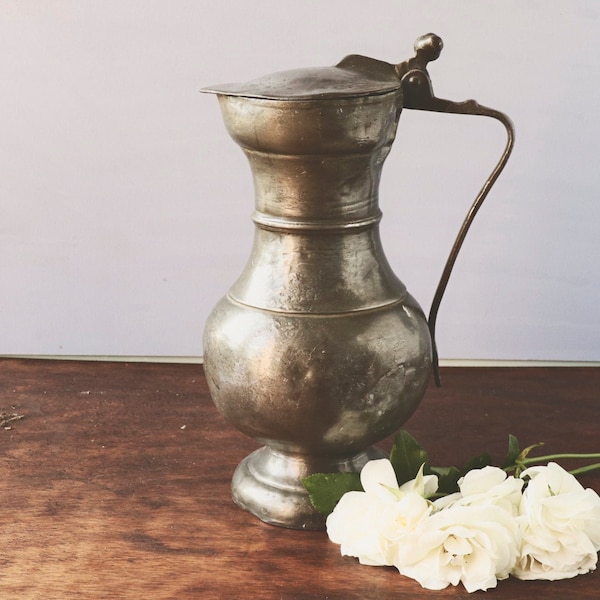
203,91,432,529
202,34,515,529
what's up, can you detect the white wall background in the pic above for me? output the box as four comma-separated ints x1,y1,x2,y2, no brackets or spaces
1,0,599,361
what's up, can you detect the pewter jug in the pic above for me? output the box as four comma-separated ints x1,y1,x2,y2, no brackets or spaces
202,34,514,530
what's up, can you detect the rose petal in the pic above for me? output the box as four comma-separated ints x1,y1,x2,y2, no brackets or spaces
360,459,399,499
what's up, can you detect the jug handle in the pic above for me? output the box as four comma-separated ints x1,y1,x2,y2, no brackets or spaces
397,34,515,386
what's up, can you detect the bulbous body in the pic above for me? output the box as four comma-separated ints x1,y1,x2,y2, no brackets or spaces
203,89,432,529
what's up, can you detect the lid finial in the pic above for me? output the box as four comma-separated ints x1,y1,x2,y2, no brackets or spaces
395,33,443,79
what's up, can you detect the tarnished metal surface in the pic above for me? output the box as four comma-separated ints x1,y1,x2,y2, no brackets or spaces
202,34,514,529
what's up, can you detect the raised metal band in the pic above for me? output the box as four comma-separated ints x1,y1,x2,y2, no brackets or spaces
251,210,383,232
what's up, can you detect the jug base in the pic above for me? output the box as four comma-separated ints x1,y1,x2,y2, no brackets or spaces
231,445,386,530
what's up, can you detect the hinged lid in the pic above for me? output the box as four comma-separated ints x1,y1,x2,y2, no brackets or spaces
201,55,401,100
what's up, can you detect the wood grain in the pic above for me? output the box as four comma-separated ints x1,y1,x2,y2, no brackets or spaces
0,359,598,599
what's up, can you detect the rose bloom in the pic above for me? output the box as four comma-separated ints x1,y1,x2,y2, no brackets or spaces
326,459,436,566
512,461,600,580
434,466,524,515
393,503,520,592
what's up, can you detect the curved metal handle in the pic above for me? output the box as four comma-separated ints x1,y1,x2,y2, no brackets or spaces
398,34,516,386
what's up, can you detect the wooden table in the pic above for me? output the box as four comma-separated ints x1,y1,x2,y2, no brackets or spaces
0,358,598,599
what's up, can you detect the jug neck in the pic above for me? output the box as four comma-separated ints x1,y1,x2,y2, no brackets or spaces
221,93,410,315
217,93,402,226
247,150,386,230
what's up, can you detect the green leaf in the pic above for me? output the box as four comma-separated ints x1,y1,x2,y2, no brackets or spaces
461,452,492,474
302,472,362,515
431,453,492,495
389,430,430,486
431,465,461,495
501,434,521,469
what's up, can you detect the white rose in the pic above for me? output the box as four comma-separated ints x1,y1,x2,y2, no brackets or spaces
434,466,523,515
512,461,600,580
326,459,435,566
394,504,520,592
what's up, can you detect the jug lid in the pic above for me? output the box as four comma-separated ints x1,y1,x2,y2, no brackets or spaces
201,54,402,100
